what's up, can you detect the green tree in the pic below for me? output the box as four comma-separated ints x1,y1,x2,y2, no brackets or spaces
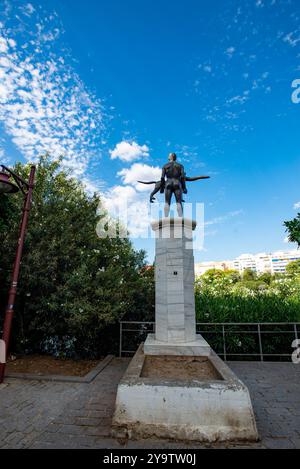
201,269,226,284
223,269,240,283
0,156,154,358
242,268,257,281
284,214,300,247
258,272,272,285
286,259,300,277
0,193,14,235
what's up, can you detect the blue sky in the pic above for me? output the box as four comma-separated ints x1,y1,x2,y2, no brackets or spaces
0,0,299,263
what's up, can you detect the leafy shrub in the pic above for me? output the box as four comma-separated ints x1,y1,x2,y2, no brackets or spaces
0,156,154,358
195,269,300,360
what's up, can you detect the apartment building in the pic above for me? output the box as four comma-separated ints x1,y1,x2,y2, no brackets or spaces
195,250,300,276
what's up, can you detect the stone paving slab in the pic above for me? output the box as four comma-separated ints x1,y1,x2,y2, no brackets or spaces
0,359,299,449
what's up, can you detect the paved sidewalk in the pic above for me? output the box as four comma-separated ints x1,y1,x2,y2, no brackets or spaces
0,359,299,449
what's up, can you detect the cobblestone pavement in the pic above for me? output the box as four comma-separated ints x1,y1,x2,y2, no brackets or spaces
0,359,299,449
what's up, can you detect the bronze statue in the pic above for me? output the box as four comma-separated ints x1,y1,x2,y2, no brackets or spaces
138,152,210,217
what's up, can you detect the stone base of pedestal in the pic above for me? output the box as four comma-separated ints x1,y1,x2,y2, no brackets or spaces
112,344,259,443
144,333,211,356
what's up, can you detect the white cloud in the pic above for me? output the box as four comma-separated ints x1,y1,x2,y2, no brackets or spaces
20,3,35,17
225,46,235,58
173,144,201,163
293,201,300,210
102,185,150,237
0,37,8,53
81,177,105,196
7,38,16,48
0,6,105,179
226,94,249,105
204,210,243,226
104,185,138,209
256,0,264,7
0,146,11,165
109,141,149,162
283,236,290,244
117,163,161,191
203,65,212,73
198,63,212,74
283,31,300,47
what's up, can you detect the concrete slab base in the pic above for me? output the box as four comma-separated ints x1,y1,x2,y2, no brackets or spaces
144,333,211,356
112,344,259,443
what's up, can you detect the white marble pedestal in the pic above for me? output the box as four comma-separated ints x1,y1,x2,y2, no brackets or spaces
112,345,259,442
144,217,210,356
112,217,258,443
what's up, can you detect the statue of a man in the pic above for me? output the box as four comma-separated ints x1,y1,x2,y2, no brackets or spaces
160,153,187,217
137,153,210,217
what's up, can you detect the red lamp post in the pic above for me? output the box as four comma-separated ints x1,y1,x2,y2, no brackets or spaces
0,164,36,383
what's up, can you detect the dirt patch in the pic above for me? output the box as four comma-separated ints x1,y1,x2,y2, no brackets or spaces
6,355,100,377
141,355,223,381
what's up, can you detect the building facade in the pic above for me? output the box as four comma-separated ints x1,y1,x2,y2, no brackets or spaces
195,250,300,276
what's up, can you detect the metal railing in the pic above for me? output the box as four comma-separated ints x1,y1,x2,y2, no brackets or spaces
119,321,300,361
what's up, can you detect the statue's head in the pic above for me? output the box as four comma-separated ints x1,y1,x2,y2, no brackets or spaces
168,152,177,162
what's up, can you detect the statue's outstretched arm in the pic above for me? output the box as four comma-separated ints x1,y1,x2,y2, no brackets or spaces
185,176,210,181
137,180,157,184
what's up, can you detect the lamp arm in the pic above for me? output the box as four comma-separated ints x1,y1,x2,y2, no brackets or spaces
1,165,32,195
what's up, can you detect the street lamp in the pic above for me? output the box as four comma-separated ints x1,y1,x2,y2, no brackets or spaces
0,171,19,194
0,164,36,383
